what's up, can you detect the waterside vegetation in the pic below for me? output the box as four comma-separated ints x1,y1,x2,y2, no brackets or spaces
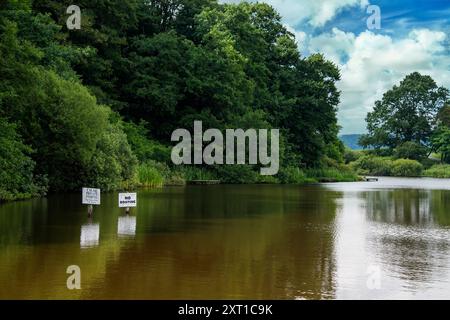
0,0,352,201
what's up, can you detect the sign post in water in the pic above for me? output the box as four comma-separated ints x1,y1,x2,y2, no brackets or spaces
119,192,137,214
82,187,101,217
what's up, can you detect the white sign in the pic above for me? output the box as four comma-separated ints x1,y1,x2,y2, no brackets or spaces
82,188,101,205
119,193,137,208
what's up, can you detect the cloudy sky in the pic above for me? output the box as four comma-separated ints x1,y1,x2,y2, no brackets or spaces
220,0,450,134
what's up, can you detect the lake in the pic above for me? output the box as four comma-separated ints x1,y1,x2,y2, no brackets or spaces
1,177,450,299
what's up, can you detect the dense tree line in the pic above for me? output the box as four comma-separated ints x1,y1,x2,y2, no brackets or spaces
0,0,346,201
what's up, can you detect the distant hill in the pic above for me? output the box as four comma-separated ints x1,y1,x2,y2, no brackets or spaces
340,134,364,150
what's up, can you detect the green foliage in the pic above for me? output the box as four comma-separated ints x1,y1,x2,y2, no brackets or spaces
365,148,394,157
124,31,196,131
256,174,279,184
305,167,358,182
437,104,450,127
214,165,259,184
430,103,450,163
391,159,423,177
0,7,137,194
351,156,394,176
351,155,423,177
431,125,450,163
137,160,193,186
122,120,171,163
32,0,142,109
0,117,43,201
323,139,345,164
420,158,439,169
344,149,363,164
394,142,428,161
423,164,450,178
121,0,343,175
0,0,353,201
30,71,137,192
177,166,217,181
277,167,311,184
281,54,342,166
86,120,138,191
278,163,357,184
164,172,186,186
361,72,449,150
137,161,165,187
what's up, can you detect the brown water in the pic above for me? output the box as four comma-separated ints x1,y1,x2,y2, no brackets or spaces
1,177,450,300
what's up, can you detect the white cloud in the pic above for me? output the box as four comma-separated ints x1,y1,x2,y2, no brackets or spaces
283,24,308,52
308,27,355,64
219,0,369,27
307,28,450,133
218,1,450,134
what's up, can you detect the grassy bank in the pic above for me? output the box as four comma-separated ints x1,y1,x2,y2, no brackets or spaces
304,168,359,182
134,161,359,187
350,156,424,177
423,164,450,178
135,158,450,187
346,149,450,178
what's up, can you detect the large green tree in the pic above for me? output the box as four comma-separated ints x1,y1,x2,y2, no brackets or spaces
360,72,449,150
1,1,137,192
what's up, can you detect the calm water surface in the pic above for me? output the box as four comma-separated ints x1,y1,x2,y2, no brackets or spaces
1,177,450,299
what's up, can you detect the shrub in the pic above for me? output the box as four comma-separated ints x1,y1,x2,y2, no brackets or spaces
351,156,393,176
2,65,138,192
165,173,186,186
394,142,428,160
305,167,358,182
257,174,279,184
391,159,423,177
0,36,137,192
137,161,165,187
420,158,439,169
122,120,171,163
351,155,425,177
85,121,138,191
278,166,313,184
321,156,340,169
324,141,345,164
344,149,362,164
178,166,217,181
214,165,259,184
423,164,450,178
366,148,394,157
29,72,114,191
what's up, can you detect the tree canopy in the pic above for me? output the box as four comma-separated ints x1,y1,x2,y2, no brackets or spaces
360,72,449,150
1,0,347,200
